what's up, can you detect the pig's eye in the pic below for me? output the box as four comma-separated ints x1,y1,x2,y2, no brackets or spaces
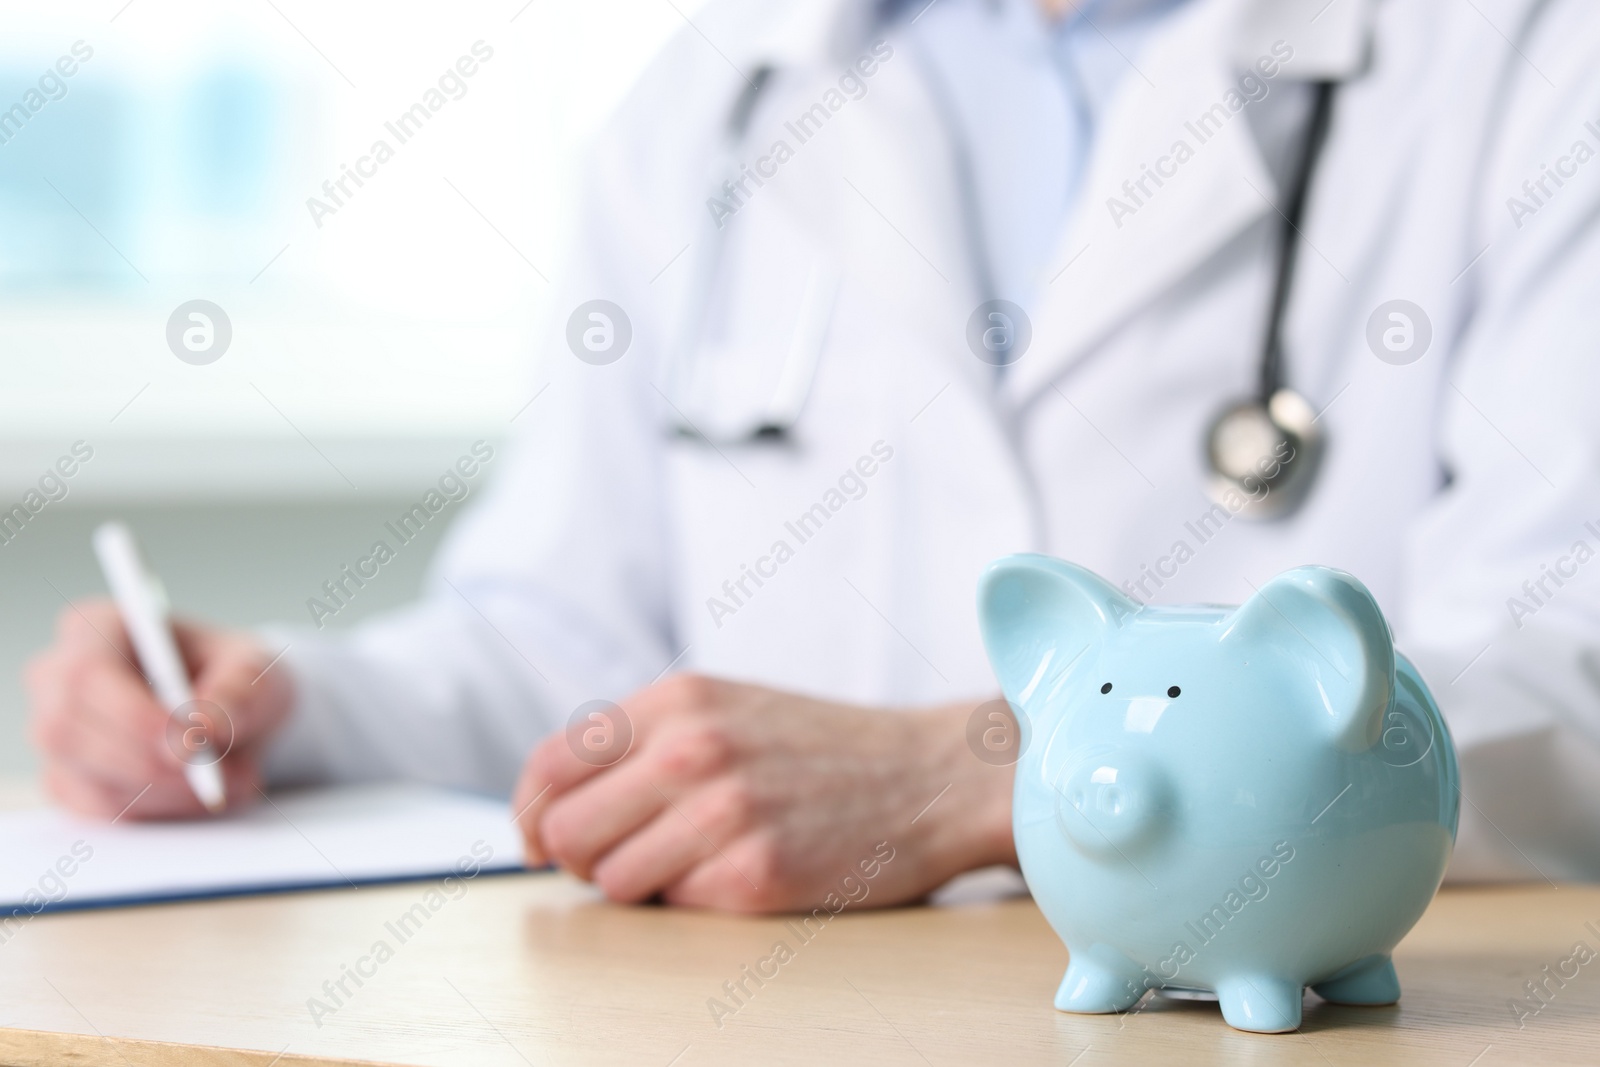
1167,686,1181,698
1100,682,1112,694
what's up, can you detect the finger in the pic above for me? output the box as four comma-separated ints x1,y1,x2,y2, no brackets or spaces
526,679,702,802
41,761,186,820
45,750,260,822
516,678,716,867
42,763,127,820
32,615,172,770
105,773,221,820
513,732,582,867
523,723,615,802
170,616,225,677
55,600,136,663
511,756,555,867
174,625,258,747
594,775,760,903
537,754,671,879
515,705,648,867
138,756,261,818
185,675,252,763
31,673,171,789
589,804,717,904
175,623,255,705
210,757,264,815
662,833,776,913
513,727,621,868
73,663,176,763
41,708,174,793
43,708,190,808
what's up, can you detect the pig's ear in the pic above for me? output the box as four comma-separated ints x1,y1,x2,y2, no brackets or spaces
1222,566,1394,752
977,555,1136,709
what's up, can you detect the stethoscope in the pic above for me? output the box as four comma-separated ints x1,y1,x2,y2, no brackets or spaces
671,58,1337,521
664,65,828,443
1201,79,1337,521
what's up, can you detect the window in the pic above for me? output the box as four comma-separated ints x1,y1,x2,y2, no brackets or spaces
0,1,706,497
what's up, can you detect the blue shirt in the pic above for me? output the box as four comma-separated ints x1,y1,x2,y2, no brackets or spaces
895,0,1190,306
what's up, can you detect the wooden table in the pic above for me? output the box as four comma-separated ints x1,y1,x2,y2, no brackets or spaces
0,872,1594,1066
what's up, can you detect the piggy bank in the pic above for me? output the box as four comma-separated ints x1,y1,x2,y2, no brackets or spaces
977,555,1458,1033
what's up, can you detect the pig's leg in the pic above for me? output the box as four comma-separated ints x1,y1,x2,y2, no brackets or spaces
1053,944,1149,1013
1311,955,1400,1005
1215,975,1303,1033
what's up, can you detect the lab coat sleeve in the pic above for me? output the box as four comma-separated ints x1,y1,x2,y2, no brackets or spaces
1399,10,1600,882
258,100,691,794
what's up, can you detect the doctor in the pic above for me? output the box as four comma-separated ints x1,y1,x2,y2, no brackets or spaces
26,0,1600,908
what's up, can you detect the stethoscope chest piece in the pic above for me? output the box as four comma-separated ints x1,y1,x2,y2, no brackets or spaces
1201,79,1338,523
1204,388,1322,520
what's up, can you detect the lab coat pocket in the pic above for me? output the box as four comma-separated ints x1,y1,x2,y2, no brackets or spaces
663,198,840,442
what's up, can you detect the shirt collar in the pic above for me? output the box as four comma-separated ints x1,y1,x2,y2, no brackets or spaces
1232,0,1375,78
731,0,1375,78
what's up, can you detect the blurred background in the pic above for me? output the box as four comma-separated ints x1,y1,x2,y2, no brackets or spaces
0,0,707,775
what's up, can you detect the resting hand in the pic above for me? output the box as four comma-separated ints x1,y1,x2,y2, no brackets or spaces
511,675,1015,912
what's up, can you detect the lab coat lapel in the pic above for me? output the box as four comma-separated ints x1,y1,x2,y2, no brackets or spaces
1009,0,1377,404
1009,0,1273,403
725,0,1004,405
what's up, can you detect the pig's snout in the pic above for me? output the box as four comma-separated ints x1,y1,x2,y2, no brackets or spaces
1055,755,1170,857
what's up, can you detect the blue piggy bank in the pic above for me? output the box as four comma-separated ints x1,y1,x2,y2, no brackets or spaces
977,555,1458,1033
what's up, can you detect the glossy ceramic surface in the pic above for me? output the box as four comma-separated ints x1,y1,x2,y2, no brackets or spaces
978,555,1459,1033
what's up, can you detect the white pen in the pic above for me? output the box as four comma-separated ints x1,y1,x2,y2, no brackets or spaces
92,521,226,813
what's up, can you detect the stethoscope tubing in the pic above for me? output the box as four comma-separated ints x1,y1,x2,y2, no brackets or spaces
673,41,1339,524
1258,80,1336,404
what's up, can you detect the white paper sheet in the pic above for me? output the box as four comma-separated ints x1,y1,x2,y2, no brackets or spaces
0,783,526,914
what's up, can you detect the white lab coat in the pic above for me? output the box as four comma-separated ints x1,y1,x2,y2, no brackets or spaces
265,0,1600,883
